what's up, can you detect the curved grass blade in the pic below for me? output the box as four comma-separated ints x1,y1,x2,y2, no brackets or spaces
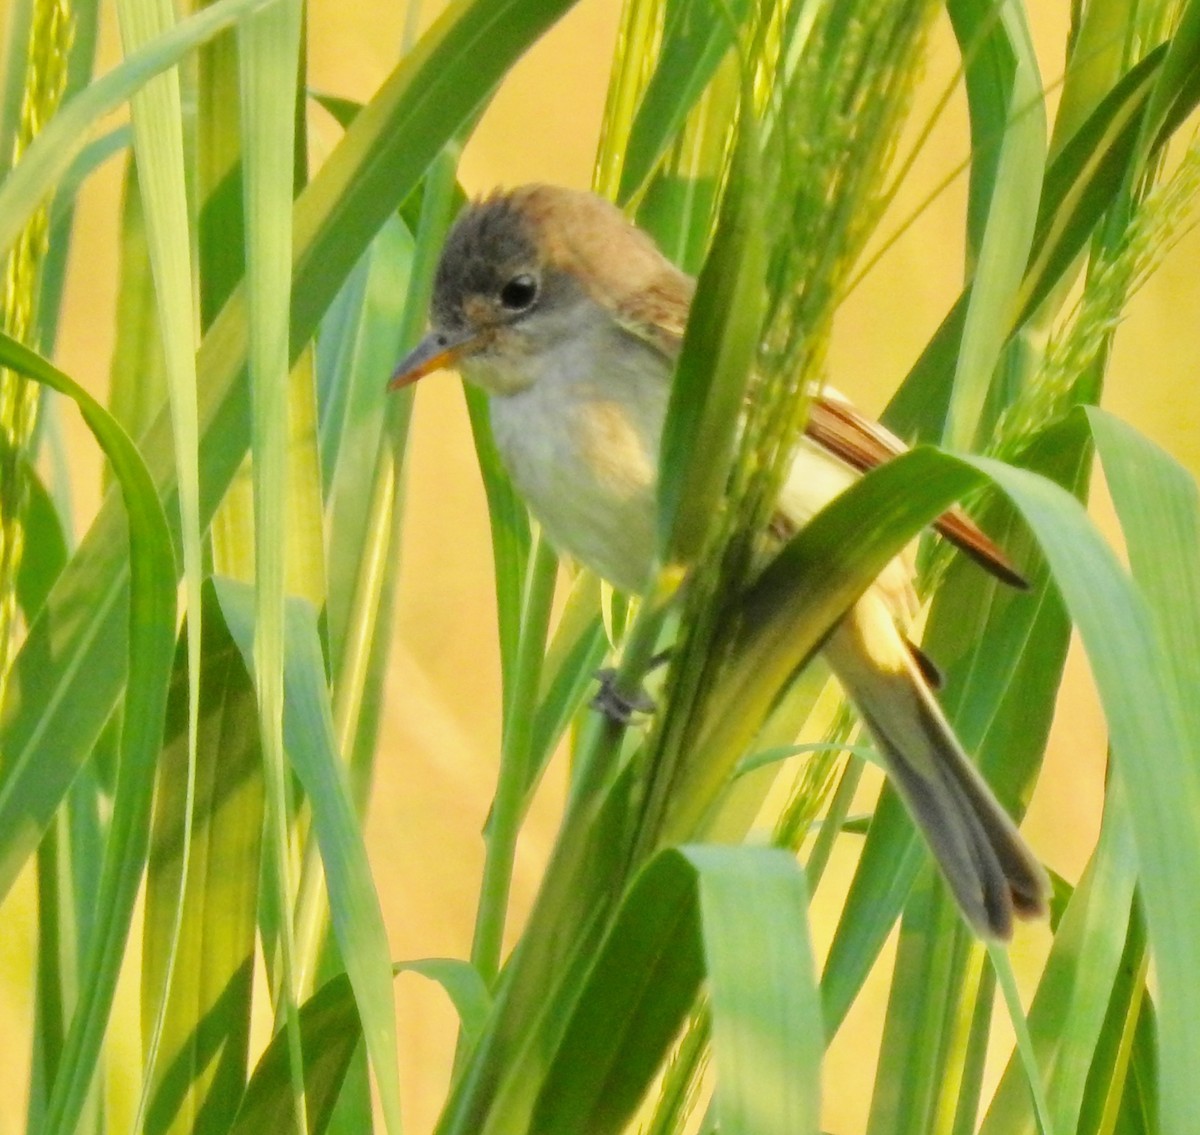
1018,48,1167,322
0,0,281,261
216,578,403,1135
0,0,582,906
115,1,207,1116
234,960,491,1135
0,333,177,1135
821,416,1084,1038
692,431,1200,1135
972,448,1200,1135
884,48,1167,443
142,582,263,1135
14,454,67,620
657,99,764,569
980,786,1138,1135
1140,0,1200,156
616,0,754,206
529,845,819,1135
942,0,1046,450
231,973,363,1135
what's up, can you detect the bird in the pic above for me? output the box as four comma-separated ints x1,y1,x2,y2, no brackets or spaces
388,183,1048,940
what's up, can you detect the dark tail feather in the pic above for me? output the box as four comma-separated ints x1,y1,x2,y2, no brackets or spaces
826,607,1048,939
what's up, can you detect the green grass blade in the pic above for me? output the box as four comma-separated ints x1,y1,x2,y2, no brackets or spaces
14,454,67,620
238,0,307,1125
1050,0,1135,159
471,531,559,986
462,385,532,698
0,0,35,180
114,0,206,1108
1139,0,1200,154
616,0,754,205
231,973,366,1135
1018,48,1165,323
142,582,263,1135
865,879,977,1135
942,0,1045,450
0,0,580,911
820,416,1085,1042
0,0,280,261
108,154,167,441
216,578,404,1135
1087,408,1200,739
980,786,1137,1135
657,101,764,569
885,51,1166,443
529,845,819,1135
38,125,126,355
973,447,1200,1135
398,959,493,1048
988,945,1055,1135
685,846,820,1135
235,961,489,1135
0,334,177,1135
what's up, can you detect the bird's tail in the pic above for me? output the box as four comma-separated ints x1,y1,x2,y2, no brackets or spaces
825,593,1049,940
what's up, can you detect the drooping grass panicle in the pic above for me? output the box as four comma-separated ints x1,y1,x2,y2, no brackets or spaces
993,127,1200,463
735,0,940,580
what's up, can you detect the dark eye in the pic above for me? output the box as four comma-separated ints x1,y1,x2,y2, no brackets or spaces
499,273,538,312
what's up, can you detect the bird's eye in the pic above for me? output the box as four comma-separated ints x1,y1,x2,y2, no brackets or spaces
498,274,538,312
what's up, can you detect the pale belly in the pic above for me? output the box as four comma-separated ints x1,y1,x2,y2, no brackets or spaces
488,375,912,613
489,379,664,594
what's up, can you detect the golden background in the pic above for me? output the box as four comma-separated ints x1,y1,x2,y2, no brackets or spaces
2,0,1197,1131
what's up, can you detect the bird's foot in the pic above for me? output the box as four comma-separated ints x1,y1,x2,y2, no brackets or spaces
589,650,673,725
591,668,656,726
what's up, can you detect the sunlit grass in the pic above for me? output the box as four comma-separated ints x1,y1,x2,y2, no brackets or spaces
0,1,1198,1133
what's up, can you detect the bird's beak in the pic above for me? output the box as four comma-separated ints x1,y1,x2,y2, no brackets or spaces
388,326,481,390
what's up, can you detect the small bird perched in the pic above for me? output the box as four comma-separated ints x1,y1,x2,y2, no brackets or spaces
389,184,1048,939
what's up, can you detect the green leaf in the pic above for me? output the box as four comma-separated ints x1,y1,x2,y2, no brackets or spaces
980,786,1137,1135
822,417,1085,1039
397,958,493,1047
943,0,1045,450
238,2,309,1124
1018,48,1165,322
216,578,403,1135
230,973,363,1135
973,446,1200,1135
657,99,765,568
616,0,754,205
1139,0,1200,155
687,846,821,1135
14,455,68,621
233,960,491,1135
0,2,582,909
142,583,263,1135
530,846,819,1135
0,0,281,261
0,334,177,1135
114,2,207,1111
884,49,1166,443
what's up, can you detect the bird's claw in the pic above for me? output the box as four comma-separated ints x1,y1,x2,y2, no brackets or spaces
591,667,656,725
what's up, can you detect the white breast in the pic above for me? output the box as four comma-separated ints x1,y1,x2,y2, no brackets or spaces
485,322,670,594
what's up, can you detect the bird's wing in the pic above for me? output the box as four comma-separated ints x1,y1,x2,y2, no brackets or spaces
806,394,1027,589
610,270,1025,590
611,272,692,363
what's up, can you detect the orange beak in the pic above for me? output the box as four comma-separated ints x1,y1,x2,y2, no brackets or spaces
388,326,481,391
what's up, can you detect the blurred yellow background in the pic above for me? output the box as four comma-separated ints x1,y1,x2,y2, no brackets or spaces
2,0,1197,1131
